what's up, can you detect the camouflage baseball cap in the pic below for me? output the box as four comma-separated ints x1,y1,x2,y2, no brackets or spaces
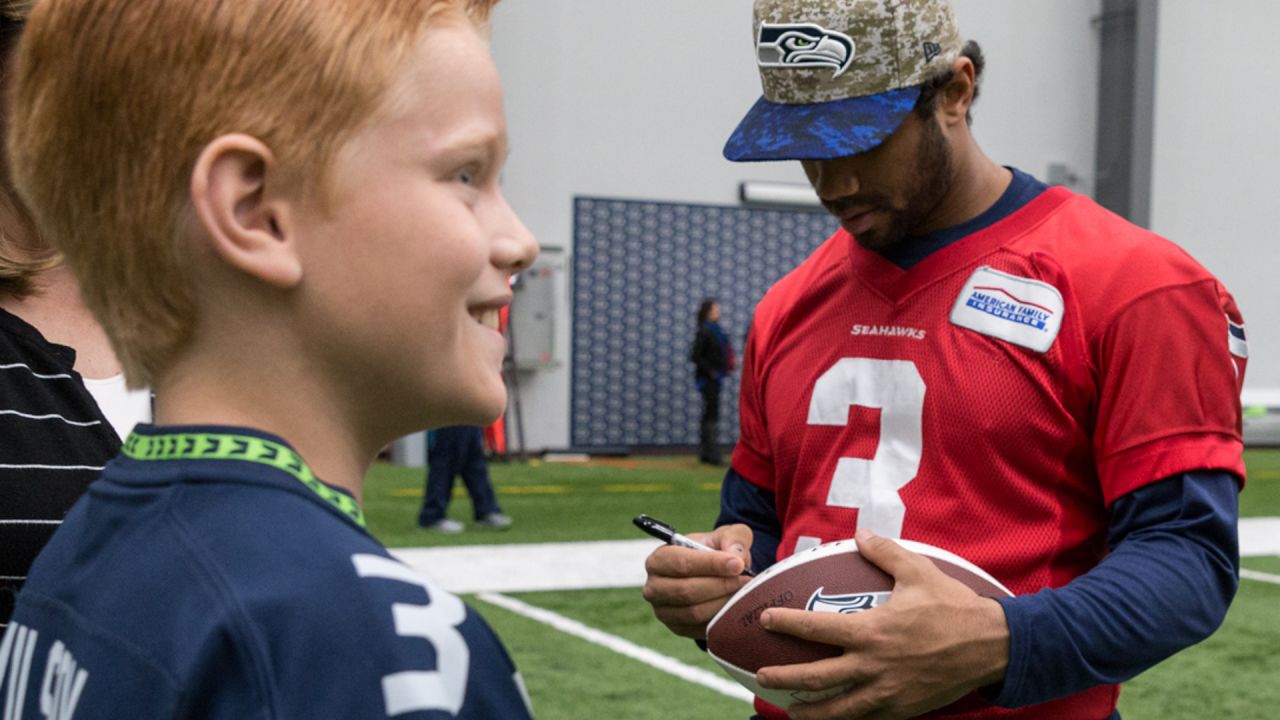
724,0,962,162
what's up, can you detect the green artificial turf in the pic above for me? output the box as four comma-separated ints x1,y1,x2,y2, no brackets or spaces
1240,448,1280,517
364,449,1280,547
1242,556,1280,575
469,588,752,720
364,457,728,548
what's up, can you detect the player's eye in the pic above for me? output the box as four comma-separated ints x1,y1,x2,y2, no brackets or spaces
456,169,476,186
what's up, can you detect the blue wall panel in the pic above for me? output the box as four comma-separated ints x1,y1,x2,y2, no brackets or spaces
571,196,835,450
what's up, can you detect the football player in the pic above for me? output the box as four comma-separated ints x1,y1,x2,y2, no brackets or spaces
643,1,1246,719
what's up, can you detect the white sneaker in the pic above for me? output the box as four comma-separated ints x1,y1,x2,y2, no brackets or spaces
425,518,464,533
478,513,512,530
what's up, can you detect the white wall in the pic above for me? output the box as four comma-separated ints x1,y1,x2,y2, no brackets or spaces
953,0,1101,197
491,0,1102,450
1150,0,1279,393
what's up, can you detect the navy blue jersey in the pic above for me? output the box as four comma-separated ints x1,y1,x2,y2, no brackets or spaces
0,425,532,719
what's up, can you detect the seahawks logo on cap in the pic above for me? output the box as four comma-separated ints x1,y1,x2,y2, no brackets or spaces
757,23,855,78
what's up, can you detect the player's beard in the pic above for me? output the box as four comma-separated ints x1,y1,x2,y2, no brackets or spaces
844,116,954,253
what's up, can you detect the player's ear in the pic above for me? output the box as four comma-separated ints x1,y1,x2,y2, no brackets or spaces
937,56,976,127
189,133,302,289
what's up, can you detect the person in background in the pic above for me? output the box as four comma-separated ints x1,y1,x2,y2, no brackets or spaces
691,297,734,465
0,0,150,631
643,1,1245,719
418,425,513,533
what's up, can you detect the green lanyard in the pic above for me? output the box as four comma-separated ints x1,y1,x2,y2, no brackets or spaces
122,431,366,529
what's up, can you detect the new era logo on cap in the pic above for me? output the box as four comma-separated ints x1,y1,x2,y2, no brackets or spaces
725,0,963,162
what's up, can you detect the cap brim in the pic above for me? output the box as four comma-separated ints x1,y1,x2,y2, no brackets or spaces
723,86,921,162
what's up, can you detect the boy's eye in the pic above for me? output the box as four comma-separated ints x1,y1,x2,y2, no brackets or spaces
456,170,476,186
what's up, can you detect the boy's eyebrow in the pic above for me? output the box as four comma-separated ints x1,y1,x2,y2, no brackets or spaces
426,129,508,165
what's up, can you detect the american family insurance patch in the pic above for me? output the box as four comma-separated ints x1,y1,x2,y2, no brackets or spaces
950,266,1064,353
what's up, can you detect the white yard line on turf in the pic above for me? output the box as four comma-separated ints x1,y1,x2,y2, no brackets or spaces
393,539,659,593
1239,517,1280,557
476,592,753,704
392,518,1280,594
1240,569,1280,585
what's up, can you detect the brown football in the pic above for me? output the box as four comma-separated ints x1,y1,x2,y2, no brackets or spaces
705,538,1013,708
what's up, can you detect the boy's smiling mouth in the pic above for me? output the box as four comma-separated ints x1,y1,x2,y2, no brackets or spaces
471,307,502,331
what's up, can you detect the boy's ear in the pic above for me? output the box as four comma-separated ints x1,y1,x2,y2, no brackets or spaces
189,134,302,289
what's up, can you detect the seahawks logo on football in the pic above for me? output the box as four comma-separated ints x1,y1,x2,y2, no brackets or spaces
757,23,855,78
805,587,890,614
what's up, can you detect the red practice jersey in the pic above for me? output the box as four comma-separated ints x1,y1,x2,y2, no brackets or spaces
732,186,1247,719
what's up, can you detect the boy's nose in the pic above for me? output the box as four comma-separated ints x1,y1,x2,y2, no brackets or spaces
491,197,538,273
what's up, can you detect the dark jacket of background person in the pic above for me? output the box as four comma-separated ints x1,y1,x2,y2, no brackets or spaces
691,321,732,387
691,300,733,465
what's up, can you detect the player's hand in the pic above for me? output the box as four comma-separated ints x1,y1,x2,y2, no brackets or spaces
756,528,1010,720
642,524,754,638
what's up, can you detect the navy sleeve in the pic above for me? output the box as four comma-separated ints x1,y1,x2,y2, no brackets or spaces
989,471,1240,707
715,467,782,575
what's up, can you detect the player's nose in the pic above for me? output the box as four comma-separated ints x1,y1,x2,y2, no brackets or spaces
805,158,860,203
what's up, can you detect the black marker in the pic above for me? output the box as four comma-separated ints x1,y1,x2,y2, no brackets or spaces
633,514,755,576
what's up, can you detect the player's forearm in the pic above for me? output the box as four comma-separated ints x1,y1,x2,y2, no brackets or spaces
986,472,1238,707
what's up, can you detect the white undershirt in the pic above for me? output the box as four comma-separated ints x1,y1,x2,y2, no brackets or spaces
82,374,153,441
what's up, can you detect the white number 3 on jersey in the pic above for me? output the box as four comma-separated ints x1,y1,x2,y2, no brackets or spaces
353,554,470,716
808,358,925,538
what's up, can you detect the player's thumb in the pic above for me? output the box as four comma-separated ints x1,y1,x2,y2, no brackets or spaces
711,524,754,573
854,528,925,585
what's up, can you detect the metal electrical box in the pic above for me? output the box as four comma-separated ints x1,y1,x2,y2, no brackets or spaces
509,255,561,370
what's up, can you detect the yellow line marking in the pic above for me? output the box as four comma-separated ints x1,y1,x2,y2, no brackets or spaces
501,485,569,495
1251,470,1280,480
395,482,722,497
